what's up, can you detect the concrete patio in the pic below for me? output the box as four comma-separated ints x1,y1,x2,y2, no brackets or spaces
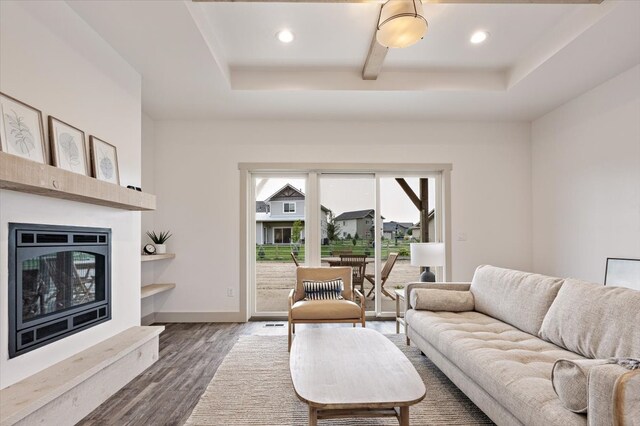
255,259,420,313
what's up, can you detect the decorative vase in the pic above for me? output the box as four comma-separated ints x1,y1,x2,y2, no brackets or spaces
156,244,167,254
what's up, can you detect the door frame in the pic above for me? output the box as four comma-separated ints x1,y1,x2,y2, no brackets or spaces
239,163,453,321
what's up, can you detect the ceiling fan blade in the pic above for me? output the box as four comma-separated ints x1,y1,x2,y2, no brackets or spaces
194,0,603,4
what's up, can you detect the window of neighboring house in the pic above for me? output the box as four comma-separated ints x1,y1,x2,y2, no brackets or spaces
342,221,345,226
284,202,296,213
274,227,292,244
342,231,347,237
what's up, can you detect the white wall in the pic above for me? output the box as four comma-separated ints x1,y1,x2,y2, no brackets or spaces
0,1,142,387
532,65,640,282
151,121,532,314
141,113,157,319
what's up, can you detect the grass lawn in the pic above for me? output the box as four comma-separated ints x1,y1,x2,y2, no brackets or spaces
256,240,412,262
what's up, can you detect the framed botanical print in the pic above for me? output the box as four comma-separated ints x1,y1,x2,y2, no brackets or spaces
90,136,120,184
0,92,47,164
48,116,89,175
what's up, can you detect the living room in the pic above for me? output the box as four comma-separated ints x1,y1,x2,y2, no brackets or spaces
0,0,638,425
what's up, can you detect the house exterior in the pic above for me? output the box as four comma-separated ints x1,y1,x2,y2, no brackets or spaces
256,184,330,245
408,210,436,242
382,221,413,240
334,209,377,240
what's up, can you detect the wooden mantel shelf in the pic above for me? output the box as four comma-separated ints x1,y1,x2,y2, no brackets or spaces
141,283,176,299
0,152,156,211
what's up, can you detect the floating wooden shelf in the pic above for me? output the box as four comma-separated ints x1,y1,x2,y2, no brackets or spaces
0,152,156,211
141,253,176,262
141,283,176,299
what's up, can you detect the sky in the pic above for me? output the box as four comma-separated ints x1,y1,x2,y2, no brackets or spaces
255,176,436,224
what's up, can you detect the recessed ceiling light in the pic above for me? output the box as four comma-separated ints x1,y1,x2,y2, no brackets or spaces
470,31,489,45
276,30,294,44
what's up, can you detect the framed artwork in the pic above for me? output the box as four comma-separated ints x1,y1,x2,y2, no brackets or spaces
0,92,47,164
48,116,89,176
90,136,120,184
604,258,640,290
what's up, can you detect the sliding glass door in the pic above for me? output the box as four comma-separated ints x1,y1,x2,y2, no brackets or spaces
319,174,376,313
252,174,307,315
247,166,448,319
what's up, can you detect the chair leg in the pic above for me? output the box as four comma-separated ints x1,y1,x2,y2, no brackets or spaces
352,323,356,328
292,323,296,334
288,321,292,352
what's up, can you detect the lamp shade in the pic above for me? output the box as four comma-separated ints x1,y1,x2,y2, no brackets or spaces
410,243,445,267
377,0,428,49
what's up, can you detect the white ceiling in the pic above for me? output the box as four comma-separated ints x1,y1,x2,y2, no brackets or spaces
66,0,640,121
206,2,575,69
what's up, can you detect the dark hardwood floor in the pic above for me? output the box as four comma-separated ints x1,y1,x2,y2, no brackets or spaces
78,321,395,426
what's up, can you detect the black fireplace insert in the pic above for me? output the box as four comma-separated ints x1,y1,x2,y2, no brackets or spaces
8,223,111,358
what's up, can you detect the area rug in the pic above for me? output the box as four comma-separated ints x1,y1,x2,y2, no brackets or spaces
185,334,494,425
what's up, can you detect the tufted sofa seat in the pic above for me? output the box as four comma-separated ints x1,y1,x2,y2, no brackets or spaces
406,309,586,426
404,265,640,426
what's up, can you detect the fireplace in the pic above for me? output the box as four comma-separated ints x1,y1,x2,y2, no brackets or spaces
8,223,111,358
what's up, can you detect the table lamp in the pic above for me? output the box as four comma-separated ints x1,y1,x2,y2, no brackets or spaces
410,243,445,282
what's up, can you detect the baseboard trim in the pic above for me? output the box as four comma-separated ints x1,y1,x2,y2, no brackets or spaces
153,312,245,323
141,313,156,326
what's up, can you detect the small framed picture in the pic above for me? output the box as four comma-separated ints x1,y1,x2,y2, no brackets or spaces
48,116,89,175
605,258,640,290
0,92,47,164
90,136,120,184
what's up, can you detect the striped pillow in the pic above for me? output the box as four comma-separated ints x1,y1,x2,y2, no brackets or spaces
302,279,344,301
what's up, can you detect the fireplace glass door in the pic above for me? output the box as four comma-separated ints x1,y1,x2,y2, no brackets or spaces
21,251,105,324
9,224,111,358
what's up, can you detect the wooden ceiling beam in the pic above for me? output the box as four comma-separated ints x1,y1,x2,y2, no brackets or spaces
362,28,387,80
195,1,603,4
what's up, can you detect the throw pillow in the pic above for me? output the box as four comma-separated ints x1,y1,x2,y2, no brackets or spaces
410,289,474,312
302,279,344,301
551,358,612,413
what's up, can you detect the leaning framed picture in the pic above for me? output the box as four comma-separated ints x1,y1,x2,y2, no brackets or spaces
604,258,640,290
0,92,47,164
90,136,120,185
48,116,89,175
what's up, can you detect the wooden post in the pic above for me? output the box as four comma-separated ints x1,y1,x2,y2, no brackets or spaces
420,178,429,243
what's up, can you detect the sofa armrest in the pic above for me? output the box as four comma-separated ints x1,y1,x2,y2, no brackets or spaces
404,282,471,313
588,364,640,426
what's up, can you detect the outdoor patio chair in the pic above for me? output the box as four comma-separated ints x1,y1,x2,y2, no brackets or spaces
291,252,300,267
287,267,365,351
365,252,399,300
339,254,367,293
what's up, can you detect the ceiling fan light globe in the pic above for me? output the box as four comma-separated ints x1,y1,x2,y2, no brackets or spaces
377,0,428,49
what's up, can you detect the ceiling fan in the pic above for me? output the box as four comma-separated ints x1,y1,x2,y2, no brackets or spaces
195,0,604,80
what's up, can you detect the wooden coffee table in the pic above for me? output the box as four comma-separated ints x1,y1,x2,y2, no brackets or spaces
290,328,426,425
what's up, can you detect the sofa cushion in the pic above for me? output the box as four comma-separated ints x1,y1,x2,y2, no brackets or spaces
470,265,564,335
406,309,587,426
410,289,474,312
290,300,361,320
551,359,612,413
539,279,640,359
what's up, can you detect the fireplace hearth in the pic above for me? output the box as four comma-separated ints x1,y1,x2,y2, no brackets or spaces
8,223,111,358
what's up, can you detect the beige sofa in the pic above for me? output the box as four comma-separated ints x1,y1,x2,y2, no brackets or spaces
404,265,640,426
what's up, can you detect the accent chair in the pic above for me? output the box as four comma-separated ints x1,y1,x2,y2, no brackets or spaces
287,267,365,351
